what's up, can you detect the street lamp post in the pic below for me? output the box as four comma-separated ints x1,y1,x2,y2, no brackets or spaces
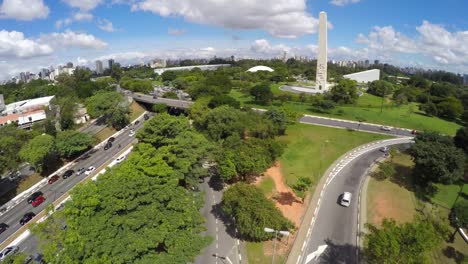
264,227,290,264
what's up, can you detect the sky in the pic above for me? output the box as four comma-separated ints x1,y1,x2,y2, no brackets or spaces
1,0,468,80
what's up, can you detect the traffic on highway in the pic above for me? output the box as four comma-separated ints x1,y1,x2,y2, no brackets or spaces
0,114,148,250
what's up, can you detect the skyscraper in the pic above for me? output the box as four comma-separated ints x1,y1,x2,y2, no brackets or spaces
96,60,104,74
108,59,115,69
315,11,328,91
463,74,468,86
66,62,74,68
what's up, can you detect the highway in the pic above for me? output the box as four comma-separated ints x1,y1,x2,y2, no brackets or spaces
0,117,147,248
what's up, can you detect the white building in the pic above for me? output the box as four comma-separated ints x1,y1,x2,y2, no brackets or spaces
343,69,380,83
246,66,274,73
154,64,231,75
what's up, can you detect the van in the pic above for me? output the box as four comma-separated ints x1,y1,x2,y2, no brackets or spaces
340,192,352,207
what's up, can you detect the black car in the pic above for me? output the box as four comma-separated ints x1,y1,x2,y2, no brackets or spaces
134,120,140,125
27,191,43,204
143,114,149,120
108,137,115,143
104,141,112,150
62,169,74,179
0,223,8,234
19,212,36,225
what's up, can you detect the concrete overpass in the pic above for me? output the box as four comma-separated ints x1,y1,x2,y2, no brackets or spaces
132,93,194,109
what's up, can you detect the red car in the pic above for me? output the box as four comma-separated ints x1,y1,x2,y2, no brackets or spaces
48,175,60,184
31,195,45,207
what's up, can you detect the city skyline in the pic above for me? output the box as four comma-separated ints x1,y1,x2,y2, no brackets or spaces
1,0,468,80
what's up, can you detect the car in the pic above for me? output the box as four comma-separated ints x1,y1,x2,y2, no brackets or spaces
24,253,45,264
108,137,115,143
411,130,418,135
0,246,19,261
0,223,9,234
85,166,96,175
48,175,60,184
380,126,392,131
104,142,112,150
27,191,43,204
129,129,135,137
19,212,36,225
340,192,352,207
134,120,140,125
31,195,45,207
144,114,149,120
115,155,126,164
380,146,389,152
76,167,85,175
62,169,74,179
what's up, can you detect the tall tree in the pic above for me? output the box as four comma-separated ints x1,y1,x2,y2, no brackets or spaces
367,80,394,97
85,91,125,119
0,125,34,174
55,130,95,159
454,126,468,154
136,113,189,148
19,134,56,172
250,83,274,105
221,183,293,241
364,219,443,264
329,79,358,104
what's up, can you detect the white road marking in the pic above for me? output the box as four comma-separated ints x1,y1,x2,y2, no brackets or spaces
226,256,233,264
305,245,328,264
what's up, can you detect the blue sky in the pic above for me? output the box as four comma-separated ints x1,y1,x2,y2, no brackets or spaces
1,0,468,80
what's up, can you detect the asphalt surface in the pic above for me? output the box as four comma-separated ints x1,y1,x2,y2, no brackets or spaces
195,178,240,264
132,93,194,109
0,117,147,247
302,149,384,264
300,115,414,137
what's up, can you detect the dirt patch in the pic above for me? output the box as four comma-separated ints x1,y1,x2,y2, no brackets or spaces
255,162,307,228
370,191,413,225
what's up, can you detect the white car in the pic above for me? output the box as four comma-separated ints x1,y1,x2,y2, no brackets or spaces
115,155,126,164
380,146,389,152
129,129,135,137
0,246,19,260
380,126,392,131
340,192,352,207
85,166,96,175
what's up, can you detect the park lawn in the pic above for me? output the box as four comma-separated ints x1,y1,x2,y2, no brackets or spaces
258,176,275,196
278,123,391,192
431,183,468,209
246,242,287,264
129,101,146,121
229,89,461,135
366,153,417,226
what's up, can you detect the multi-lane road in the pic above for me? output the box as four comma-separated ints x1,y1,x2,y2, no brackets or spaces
0,117,147,249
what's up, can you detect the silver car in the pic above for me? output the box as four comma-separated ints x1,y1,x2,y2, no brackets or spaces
0,246,19,261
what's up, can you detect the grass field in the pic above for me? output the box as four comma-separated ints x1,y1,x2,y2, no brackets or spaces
258,176,275,196
367,153,417,226
431,183,468,209
229,89,461,135
129,101,146,121
246,242,287,264
278,123,391,192
365,152,468,263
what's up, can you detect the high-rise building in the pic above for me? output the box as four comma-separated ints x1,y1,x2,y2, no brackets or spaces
19,72,27,83
374,60,380,65
315,11,328,91
365,60,370,67
463,74,468,86
108,59,115,69
66,62,74,68
95,60,104,74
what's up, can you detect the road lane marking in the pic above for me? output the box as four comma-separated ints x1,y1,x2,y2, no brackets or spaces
305,245,328,264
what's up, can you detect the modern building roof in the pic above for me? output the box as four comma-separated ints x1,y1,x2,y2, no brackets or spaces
246,66,274,73
2,95,54,115
343,69,380,83
154,64,231,75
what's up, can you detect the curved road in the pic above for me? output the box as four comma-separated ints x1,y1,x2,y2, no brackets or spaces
0,116,148,247
299,139,413,264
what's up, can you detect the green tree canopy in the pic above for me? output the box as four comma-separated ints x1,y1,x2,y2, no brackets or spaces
409,132,466,185
250,83,274,105
55,130,95,159
136,113,189,148
85,91,125,119
364,219,443,264
0,125,34,174
450,199,468,228
221,183,293,241
198,105,245,141
454,126,468,154
19,134,56,171
329,79,358,104
367,80,394,97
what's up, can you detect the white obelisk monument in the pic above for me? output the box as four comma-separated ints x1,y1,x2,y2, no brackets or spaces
316,11,328,91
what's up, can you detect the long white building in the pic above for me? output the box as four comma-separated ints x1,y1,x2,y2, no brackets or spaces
343,69,380,83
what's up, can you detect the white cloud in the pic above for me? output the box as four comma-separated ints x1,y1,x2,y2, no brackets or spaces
0,30,52,58
330,0,360,6
62,0,104,11
168,28,187,36
39,30,108,49
131,0,319,38
250,39,291,56
73,12,93,21
98,19,116,32
356,21,468,69
0,0,49,20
